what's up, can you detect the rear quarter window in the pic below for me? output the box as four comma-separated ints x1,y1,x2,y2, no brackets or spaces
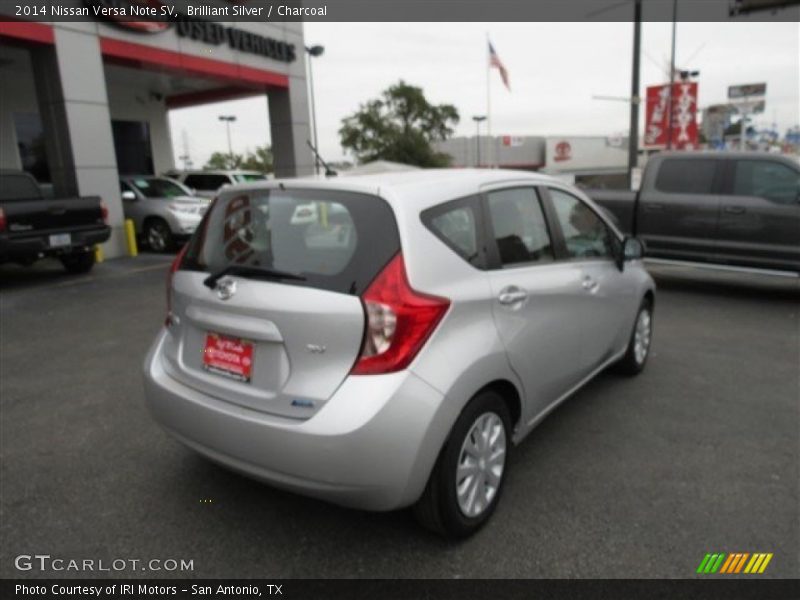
182,188,400,295
655,159,719,194
421,196,487,269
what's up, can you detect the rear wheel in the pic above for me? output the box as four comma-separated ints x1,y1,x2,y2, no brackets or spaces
60,249,95,274
615,298,653,376
414,390,511,538
144,219,173,253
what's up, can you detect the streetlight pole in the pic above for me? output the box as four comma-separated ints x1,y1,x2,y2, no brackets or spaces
305,45,325,175
666,0,678,150
472,115,486,167
628,0,642,189
218,115,236,166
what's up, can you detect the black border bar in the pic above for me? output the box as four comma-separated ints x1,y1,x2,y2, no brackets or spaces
3,579,800,600
1,0,799,23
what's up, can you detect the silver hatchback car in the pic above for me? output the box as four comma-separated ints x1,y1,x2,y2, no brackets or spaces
143,169,655,537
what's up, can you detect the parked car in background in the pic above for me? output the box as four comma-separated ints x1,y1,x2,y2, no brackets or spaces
120,176,209,252
143,169,655,537
590,152,800,274
167,170,268,199
0,170,110,273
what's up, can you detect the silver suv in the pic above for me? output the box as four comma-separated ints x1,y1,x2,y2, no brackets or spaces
143,169,655,537
120,176,209,252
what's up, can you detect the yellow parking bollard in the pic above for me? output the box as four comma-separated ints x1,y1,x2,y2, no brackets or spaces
94,245,104,263
125,218,138,257
320,202,329,228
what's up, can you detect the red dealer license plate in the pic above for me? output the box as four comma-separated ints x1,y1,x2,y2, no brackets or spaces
202,333,254,383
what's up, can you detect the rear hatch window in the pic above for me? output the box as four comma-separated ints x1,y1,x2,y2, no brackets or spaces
182,187,400,295
164,187,400,419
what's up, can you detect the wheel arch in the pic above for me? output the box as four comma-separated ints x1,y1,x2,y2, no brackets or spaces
142,214,171,231
400,355,524,508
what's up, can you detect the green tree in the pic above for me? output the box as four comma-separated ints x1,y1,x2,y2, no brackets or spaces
241,145,274,173
339,80,459,167
205,151,243,170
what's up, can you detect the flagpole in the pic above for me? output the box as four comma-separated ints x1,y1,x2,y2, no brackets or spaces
486,33,492,168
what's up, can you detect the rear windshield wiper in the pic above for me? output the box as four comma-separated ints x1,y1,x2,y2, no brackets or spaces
203,265,306,289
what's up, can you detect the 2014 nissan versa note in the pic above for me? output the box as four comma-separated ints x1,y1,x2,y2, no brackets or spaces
143,169,655,537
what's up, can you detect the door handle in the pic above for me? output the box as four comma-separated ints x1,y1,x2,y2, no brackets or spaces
498,286,528,305
645,203,664,211
723,205,746,214
582,276,599,292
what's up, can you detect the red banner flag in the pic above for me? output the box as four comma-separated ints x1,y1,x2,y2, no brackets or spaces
644,82,699,149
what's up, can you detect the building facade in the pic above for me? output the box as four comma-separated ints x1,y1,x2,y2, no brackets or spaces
436,135,631,188
0,15,312,258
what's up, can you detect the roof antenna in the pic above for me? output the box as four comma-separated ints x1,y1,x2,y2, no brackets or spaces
306,140,337,177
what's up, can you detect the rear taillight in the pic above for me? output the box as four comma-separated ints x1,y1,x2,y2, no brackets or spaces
0,208,6,232
351,253,450,375
165,244,188,326
100,201,109,224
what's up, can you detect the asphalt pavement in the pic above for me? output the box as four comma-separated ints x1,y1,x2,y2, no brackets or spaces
1,256,798,578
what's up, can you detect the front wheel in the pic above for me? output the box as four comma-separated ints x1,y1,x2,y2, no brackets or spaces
60,249,95,274
414,390,511,538
615,299,653,376
144,219,174,253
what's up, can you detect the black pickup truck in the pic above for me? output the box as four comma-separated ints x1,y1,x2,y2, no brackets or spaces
0,170,111,274
589,152,800,274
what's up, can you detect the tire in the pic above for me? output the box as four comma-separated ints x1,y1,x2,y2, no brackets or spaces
60,249,95,274
414,390,512,538
615,298,654,376
144,219,174,253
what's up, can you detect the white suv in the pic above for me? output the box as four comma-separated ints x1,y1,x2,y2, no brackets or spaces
169,170,268,198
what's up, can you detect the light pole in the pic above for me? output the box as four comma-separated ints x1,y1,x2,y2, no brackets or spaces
628,0,641,189
218,115,236,167
472,115,486,167
666,0,678,150
305,44,325,174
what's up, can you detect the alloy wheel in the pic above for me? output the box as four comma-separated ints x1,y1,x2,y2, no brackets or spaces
147,223,168,252
634,308,652,365
455,411,507,518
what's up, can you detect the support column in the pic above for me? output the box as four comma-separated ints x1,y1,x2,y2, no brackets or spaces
268,74,314,178
31,26,126,257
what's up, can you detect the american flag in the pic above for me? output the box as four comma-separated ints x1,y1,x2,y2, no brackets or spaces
489,41,510,91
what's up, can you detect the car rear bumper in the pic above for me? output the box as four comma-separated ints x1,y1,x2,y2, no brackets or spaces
0,226,110,263
142,330,446,511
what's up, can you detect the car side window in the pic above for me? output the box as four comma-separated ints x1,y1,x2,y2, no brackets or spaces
548,188,614,260
184,174,228,191
183,175,204,189
655,159,718,194
732,160,799,204
486,187,553,267
422,196,485,269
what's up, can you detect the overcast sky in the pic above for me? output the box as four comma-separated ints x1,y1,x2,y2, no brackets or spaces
168,20,799,168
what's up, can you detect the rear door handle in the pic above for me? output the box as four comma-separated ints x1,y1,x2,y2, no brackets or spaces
582,276,599,292
723,205,746,214
498,286,528,305
645,203,664,211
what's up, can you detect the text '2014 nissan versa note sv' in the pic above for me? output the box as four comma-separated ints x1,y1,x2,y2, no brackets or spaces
143,169,655,537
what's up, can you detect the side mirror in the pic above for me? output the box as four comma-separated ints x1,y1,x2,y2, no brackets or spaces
121,190,136,202
616,236,644,271
624,237,644,259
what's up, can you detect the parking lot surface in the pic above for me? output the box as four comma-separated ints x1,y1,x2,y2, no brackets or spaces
1,256,798,578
